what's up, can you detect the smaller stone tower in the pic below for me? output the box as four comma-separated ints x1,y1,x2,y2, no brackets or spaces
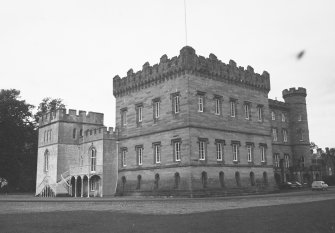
282,87,311,168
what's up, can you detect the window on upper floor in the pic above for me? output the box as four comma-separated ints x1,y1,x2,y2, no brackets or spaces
136,145,143,166
284,154,290,168
259,144,267,163
121,148,127,167
215,139,225,162
90,148,96,172
152,98,160,121
214,96,222,115
136,104,143,126
198,138,208,161
153,142,161,164
231,141,240,163
274,153,280,167
44,150,49,172
72,128,76,139
246,143,254,163
230,99,237,117
297,129,304,141
283,129,288,142
257,105,263,121
120,108,127,127
298,114,302,121
281,113,286,122
244,102,251,120
171,139,181,162
272,128,278,142
271,111,276,120
171,92,180,114
79,129,83,137
197,93,204,112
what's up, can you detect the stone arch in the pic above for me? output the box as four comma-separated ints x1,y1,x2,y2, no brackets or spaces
76,176,82,197
90,175,101,197
201,171,208,189
219,171,225,188
174,172,180,189
235,171,241,187
70,176,76,197
250,172,256,186
82,175,89,197
136,175,142,190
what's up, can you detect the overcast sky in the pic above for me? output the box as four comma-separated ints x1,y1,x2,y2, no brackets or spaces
1,0,335,148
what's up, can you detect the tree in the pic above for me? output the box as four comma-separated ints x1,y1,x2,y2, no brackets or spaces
34,97,65,123
0,89,37,192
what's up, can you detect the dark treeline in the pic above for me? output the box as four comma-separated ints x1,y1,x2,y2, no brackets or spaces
0,89,64,192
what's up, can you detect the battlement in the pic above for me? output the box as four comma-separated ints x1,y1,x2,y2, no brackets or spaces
82,126,118,141
282,87,307,98
268,99,289,110
39,108,104,127
113,46,271,97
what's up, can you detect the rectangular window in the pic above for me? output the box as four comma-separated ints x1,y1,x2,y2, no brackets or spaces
274,154,279,167
244,103,250,120
215,98,221,115
199,141,206,160
172,93,180,114
271,111,275,120
217,143,223,161
247,145,253,162
136,146,143,165
272,128,278,142
283,129,288,142
174,141,181,161
198,96,204,112
121,108,127,127
281,113,286,122
260,146,266,163
298,114,302,121
153,143,161,164
121,148,127,167
154,101,160,119
233,144,238,162
257,105,263,121
284,154,290,168
230,99,236,117
72,128,76,139
137,106,143,123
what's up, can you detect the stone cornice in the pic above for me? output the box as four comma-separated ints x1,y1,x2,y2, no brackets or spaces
113,46,271,97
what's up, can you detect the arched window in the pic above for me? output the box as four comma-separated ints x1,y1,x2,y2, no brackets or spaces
235,171,241,187
44,150,49,172
174,172,180,189
263,172,268,185
219,171,225,188
201,171,207,188
136,175,142,190
154,173,160,190
250,172,255,186
90,148,96,172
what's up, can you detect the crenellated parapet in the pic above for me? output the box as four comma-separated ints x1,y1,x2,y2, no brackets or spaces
39,109,104,127
113,46,271,97
82,126,118,141
282,87,307,99
268,99,290,110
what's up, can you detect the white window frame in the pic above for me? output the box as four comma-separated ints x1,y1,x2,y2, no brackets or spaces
271,111,275,120
283,129,288,142
174,95,180,114
215,98,220,115
230,101,236,117
216,143,223,161
284,154,290,168
155,101,160,119
257,106,263,121
174,141,181,161
247,145,253,162
137,147,143,165
274,154,279,167
138,106,143,123
121,149,127,167
232,144,238,162
90,148,96,172
154,144,161,164
281,113,286,122
198,96,204,112
44,151,49,172
272,128,278,142
260,146,266,163
199,141,206,160
244,104,250,120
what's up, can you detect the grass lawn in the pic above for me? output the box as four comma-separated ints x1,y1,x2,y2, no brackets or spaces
1,199,334,233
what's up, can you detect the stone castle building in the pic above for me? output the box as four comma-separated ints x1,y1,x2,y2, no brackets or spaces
35,46,311,197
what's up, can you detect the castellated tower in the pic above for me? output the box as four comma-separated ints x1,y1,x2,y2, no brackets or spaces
35,109,118,197
282,87,311,168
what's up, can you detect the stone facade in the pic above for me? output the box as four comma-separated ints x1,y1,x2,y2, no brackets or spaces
36,46,312,197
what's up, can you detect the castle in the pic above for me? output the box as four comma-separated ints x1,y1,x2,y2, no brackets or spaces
35,46,315,197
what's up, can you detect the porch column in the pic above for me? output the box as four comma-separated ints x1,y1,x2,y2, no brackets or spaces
87,176,90,198
81,176,84,198
74,176,77,198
